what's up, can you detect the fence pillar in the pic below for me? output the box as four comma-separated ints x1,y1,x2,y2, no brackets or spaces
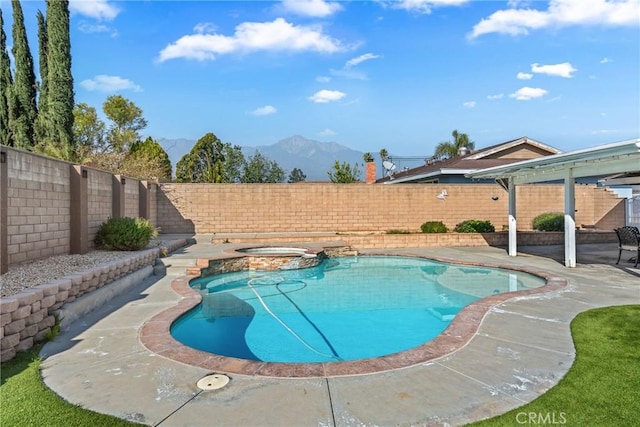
139,180,149,219
70,165,89,254
0,148,8,274
112,174,125,218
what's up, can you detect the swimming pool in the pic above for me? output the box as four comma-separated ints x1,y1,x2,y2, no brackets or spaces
170,256,545,363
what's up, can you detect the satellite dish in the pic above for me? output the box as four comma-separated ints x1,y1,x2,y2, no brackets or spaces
382,160,396,171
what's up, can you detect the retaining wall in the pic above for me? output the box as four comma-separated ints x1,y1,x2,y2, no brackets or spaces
0,239,188,362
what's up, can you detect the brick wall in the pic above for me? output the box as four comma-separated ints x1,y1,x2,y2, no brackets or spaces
124,178,140,218
1,147,152,270
0,146,627,271
155,183,624,234
6,150,71,264
87,168,113,247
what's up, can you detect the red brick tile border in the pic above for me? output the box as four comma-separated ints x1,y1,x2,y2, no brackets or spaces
139,250,567,378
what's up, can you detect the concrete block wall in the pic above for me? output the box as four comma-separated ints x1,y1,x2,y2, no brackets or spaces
87,168,113,247
124,178,140,218
0,239,188,362
5,149,71,264
155,183,624,234
1,146,155,271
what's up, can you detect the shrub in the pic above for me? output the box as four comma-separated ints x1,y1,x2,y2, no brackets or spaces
454,219,495,233
94,217,157,250
420,221,448,233
533,212,564,231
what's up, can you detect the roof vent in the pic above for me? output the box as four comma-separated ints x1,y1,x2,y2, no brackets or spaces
458,147,469,156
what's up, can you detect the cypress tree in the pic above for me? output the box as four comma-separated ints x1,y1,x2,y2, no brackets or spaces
0,9,14,147
34,9,48,145
10,0,38,150
45,0,74,160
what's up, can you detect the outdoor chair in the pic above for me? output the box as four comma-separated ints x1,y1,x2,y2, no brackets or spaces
614,226,640,268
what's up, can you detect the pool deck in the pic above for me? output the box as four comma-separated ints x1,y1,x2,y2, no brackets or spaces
40,237,640,426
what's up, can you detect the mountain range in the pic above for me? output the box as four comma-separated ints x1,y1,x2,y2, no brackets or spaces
158,135,366,182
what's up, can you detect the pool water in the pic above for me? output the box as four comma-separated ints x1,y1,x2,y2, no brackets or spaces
171,256,545,363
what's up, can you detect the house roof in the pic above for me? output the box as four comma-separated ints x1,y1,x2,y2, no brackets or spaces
466,138,640,184
378,136,560,184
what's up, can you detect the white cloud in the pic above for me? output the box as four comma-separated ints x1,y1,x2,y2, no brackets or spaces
251,105,277,116
384,0,470,14
78,21,109,33
470,0,640,38
79,75,142,93
308,89,346,103
600,57,612,63
330,68,367,80
487,93,504,100
345,53,381,69
463,101,476,108
509,87,548,100
70,0,120,21
159,18,347,62
517,72,533,80
194,23,217,34
280,0,343,17
507,0,533,7
531,62,577,78
319,128,336,137
316,76,331,83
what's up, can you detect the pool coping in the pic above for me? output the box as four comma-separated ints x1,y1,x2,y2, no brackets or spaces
138,250,567,378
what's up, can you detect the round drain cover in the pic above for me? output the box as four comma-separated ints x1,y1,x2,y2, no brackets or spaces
197,374,230,391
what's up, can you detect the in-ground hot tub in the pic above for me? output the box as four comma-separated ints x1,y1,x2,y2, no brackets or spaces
231,245,327,270
236,246,315,256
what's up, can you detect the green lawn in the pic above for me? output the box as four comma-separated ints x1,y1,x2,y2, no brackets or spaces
2,305,638,426
0,344,140,427
470,304,640,426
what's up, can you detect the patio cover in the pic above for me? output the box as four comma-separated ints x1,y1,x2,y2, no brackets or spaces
466,138,640,267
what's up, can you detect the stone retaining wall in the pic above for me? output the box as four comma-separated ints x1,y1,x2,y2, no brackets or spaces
0,239,188,362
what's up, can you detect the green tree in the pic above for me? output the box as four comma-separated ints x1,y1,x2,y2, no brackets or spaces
434,129,474,159
10,0,37,150
221,143,245,183
34,9,48,145
103,94,147,153
72,103,106,160
175,132,225,183
0,9,13,146
327,160,361,183
288,167,306,183
124,137,172,181
40,0,74,160
241,151,285,183
379,148,389,162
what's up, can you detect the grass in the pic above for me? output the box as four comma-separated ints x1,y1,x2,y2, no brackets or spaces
1,306,637,426
0,343,141,427
470,304,640,426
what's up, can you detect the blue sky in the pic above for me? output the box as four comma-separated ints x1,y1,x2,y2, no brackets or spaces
2,0,639,156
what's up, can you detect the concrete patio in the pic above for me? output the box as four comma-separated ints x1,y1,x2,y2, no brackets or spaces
40,238,639,426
